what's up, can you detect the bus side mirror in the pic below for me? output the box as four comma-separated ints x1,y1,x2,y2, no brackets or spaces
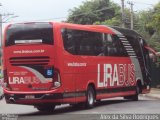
149,53,157,62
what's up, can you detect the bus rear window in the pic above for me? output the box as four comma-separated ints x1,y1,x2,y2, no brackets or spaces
5,22,53,46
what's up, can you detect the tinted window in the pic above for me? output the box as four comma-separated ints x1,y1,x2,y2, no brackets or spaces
101,34,128,56
61,28,127,57
61,28,103,56
6,23,53,46
112,35,128,56
102,34,117,56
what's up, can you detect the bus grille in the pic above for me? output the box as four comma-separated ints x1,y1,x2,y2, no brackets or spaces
9,56,50,66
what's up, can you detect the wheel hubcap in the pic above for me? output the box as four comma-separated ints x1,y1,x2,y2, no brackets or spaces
88,90,94,105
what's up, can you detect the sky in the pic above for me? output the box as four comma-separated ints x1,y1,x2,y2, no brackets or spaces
0,0,160,27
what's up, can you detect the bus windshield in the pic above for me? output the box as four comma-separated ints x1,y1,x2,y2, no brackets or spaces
5,22,53,46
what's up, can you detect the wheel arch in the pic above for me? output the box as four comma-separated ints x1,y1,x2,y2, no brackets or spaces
86,82,96,99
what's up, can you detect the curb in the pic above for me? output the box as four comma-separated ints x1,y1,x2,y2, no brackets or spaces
141,88,160,100
141,94,160,100
151,88,160,91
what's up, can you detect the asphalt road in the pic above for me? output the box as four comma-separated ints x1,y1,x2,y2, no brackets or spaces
0,96,160,120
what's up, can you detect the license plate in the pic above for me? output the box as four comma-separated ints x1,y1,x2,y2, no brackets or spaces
25,95,35,99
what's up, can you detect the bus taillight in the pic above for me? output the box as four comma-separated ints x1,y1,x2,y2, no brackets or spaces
52,70,61,88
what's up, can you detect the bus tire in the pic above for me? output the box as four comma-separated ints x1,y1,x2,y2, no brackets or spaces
85,86,95,109
132,83,141,101
35,104,55,112
124,96,132,100
124,84,141,101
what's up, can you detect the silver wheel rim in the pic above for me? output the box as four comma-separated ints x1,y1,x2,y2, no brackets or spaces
88,90,94,105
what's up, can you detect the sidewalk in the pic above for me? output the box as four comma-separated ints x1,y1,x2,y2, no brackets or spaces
142,88,160,100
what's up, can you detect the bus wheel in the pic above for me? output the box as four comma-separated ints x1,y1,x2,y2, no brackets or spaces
132,84,140,101
35,104,55,112
85,86,95,109
124,84,141,101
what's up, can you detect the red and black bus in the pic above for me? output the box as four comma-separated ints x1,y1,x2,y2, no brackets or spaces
3,22,151,111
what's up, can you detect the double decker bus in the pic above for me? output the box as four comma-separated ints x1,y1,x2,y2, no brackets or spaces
3,22,152,111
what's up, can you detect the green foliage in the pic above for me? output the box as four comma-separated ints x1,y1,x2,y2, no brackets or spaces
67,0,116,24
134,11,153,37
66,0,160,52
134,2,160,52
148,37,160,53
95,5,132,28
95,17,121,26
152,2,160,33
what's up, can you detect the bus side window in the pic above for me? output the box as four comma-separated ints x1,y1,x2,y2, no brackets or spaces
112,35,128,57
93,33,103,56
79,37,94,55
79,32,103,56
102,34,128,57
61,29,76,54
103,34,118,56
62,28,103,56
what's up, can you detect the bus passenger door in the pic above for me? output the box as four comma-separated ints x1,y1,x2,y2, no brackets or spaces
139,39,151,86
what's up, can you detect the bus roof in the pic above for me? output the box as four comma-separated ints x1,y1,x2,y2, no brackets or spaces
84,25,141,38
112,26,141,38
6,22,141,38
